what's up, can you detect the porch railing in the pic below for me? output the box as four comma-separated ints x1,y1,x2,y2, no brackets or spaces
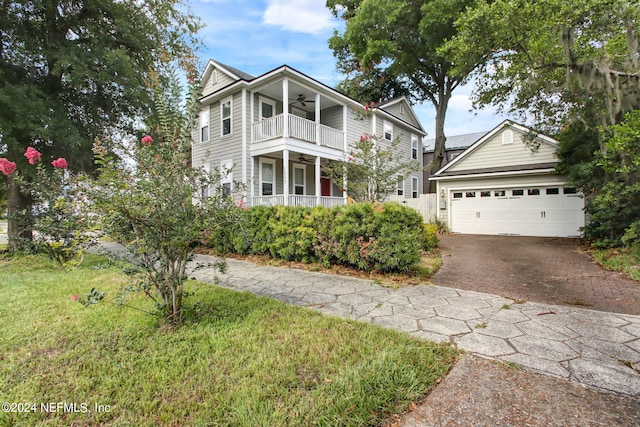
249,195,346,208
251,114,344,150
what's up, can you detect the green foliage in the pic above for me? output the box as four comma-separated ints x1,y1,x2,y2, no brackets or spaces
207,202,425,272
446,0,640,133
89,75,244,325
14,164,93,268
422,223,439,251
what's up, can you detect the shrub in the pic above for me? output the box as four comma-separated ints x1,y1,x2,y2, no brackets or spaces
207,202,425,272
422,223,439,251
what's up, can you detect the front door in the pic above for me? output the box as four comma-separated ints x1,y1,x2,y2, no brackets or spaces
320,177,331,197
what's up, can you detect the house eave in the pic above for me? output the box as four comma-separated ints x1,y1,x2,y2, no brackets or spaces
430,167,558,181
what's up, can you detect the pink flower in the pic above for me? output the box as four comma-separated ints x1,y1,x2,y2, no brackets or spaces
71,295,79,301
51,158,68,169
24,147,41,165
141,135,153,145
235,199,247,211
369,101,375,108
364,105,369,112
0,158,17,176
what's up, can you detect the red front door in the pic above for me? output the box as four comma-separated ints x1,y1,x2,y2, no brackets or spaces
320,178,331,196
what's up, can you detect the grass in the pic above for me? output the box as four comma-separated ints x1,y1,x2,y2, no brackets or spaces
0,253,459,427
589,246,640,281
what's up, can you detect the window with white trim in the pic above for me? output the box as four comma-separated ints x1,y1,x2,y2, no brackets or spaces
220,160,233,197
383,120,393,141
293,164,305,195
411,135,418,159
200,106,210,142
202,163,211,198
221,97,232,136
260,158,276,196
412,177,418,198
502,129,513,144
397,176,404,196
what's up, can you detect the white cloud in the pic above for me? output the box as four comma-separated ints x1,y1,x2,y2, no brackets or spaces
263,0,336,34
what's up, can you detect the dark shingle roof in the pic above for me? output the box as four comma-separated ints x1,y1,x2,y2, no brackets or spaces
216,62,255,81
423,131,489,152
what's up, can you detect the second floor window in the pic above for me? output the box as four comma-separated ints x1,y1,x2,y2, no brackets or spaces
221,97,232,136
412,177,418,199
383,120,393,141
200,106,209,142
411,135,418,159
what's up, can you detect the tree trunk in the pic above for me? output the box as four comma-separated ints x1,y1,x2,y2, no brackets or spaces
6,175,32,252
428,95,450,193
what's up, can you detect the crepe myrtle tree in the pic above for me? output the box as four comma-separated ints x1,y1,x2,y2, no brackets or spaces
324,117,422,203
0,147,92,268
87,77,244,325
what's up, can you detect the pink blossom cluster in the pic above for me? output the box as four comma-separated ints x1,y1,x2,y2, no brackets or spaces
52,158,68,169
235,199,247,211
0,147,68,176
24,147,42,165
141,135,153,145
359,132,372,142
364,101,375,112
0,158,17,176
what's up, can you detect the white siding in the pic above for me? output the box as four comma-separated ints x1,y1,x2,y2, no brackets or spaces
202,69,237,97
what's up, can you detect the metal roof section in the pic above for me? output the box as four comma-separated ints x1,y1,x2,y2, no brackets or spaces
423,131,489,152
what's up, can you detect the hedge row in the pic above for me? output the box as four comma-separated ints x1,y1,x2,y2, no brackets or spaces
206,202,437,272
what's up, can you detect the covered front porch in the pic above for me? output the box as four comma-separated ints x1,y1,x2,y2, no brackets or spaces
249,150,346,208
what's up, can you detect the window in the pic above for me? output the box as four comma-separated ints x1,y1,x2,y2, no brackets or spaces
383,120,393,141
260,158,276,196
546,188,560,195
396,176,404,196
481,191,491,197
293,164,305,195
259,97,275,120
221,97,232,136
211,70,218,85
220,160,233,197
528,188,540,196
200,106,210,142
502,129,513,145
512,189,524,196
453,192,463,199
412,177,418,198
466,191,476,198
411,135,419,159
564,187,577,194
494,190,506,197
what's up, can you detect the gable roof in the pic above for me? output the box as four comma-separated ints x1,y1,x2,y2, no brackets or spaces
423,131,489,153
432,120,559,177
376,96,424,130
201,59,255,88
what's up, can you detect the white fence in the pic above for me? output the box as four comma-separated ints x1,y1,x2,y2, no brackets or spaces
390,194,438,223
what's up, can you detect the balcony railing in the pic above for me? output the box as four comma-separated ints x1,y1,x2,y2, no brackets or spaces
252,114,344,150
250,195,345,208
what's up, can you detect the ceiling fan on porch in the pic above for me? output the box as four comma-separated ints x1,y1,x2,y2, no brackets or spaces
297,154,314,164
290,94,316,107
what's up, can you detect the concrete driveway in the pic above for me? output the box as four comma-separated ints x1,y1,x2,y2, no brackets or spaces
432,234,640,315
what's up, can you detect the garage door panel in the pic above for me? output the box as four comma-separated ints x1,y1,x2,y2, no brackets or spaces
450,186,584,237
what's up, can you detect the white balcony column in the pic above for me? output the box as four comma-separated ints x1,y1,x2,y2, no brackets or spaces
282,78,289,138
250,90,255,143
315,156,321,206
342,104,348,152
250,156,255,200
315,93,321,145
283,149,289,206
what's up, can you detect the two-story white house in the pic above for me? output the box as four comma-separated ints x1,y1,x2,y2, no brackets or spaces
192,60,426,207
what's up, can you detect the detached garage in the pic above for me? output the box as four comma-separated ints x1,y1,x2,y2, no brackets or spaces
430,121,585,237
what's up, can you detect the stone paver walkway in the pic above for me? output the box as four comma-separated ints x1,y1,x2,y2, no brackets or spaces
188,252,640,397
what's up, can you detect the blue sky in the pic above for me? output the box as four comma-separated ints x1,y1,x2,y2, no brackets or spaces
191,0,506,137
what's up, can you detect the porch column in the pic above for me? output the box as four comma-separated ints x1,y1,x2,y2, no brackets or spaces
283,149,289,206
250,156,255,202
282,78,289,138
315,93,321,145
315,156,321,206
343,104,348,152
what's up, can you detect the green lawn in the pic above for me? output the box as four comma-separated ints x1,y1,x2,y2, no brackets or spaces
590,246,640,281
0,254,458,426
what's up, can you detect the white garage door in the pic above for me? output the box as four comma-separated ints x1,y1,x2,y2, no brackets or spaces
450,186,584,237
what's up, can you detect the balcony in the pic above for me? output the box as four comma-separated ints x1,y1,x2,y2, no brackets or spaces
252,114,344,150
249,195,345,208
